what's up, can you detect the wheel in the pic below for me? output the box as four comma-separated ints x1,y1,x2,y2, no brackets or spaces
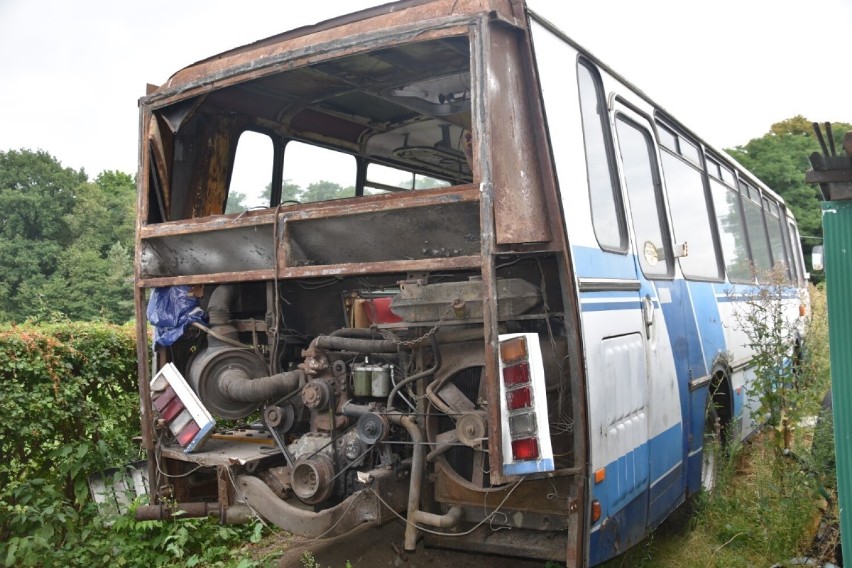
701,395,722,493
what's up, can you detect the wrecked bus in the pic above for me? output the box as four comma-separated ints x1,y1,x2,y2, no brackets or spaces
133,1,809,565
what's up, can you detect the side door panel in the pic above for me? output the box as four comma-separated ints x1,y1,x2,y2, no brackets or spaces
612,106,687,530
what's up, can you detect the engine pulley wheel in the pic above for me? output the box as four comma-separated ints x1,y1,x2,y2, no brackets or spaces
456,411,487,448
189,347,269,420
263,403,295,433
302,378,333,410
291,454,335,505
356,412,389,445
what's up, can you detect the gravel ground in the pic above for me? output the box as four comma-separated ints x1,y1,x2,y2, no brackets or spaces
276,520,550,568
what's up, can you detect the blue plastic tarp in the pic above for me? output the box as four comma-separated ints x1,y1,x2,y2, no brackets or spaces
146,286,206,348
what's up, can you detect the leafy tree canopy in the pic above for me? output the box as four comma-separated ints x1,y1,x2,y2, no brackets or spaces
0,150,135,323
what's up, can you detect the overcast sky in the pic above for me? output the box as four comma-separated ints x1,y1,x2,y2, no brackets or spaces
0,0,850,179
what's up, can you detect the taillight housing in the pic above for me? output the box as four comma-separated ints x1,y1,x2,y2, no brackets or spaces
150,363,216,453
498,333,554,476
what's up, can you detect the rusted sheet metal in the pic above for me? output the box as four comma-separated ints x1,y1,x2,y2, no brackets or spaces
139,270,276,289
191,118,233,218
159,437,277,468
435,465,577,514
138,256,484,288
138,185,479,240
425,524,568,561
237,468,408,538
469,17,507,486
280,254,482,277
151,1,519,103
147,115,172,216
133,282,157,500
487,24,551,245
137,186,483,285
283,202,480,267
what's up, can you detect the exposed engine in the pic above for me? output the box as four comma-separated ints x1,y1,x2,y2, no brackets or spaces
142,259,575,558
164,274,546,508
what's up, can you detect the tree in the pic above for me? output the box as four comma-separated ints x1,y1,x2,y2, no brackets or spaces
67,171,135,253
280,180,301,202
0,152,136,323
224,191,248,214
300,180,353,203
0,150,87,321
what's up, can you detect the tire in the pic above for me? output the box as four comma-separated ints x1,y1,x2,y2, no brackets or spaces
702,396,722,493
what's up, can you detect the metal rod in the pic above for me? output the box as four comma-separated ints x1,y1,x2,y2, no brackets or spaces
813,122,830,156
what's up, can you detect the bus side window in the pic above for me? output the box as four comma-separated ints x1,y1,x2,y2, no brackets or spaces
788,220,805,285
764,198,792,281
657,125,722,281
227,130,275,213
577,59,627,252
739,180,773,278
615,115,672,278
709,176,752,283
283,141,356,203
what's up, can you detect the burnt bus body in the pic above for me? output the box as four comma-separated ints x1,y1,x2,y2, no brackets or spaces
135,0,587,564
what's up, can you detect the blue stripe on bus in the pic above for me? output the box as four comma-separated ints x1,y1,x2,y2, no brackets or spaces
589,488,649,566
592,423,681,522
656,280,708,380
649,462,685,529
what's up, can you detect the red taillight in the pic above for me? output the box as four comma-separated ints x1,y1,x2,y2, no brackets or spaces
511,437,539,461
176,420,201,446
506,385,533,411
502,362,530,387
591,499,602,523
153,386,177,412
159,397,185,422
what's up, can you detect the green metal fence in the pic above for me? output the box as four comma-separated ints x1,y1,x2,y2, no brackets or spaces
822,199,852,552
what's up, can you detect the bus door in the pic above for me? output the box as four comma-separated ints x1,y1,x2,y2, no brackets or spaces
611,104,687,531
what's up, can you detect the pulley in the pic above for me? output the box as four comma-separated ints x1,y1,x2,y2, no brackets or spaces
356,412,389,445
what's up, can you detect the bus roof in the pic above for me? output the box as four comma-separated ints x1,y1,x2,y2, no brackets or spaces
143,0,787,210
145,0,520,104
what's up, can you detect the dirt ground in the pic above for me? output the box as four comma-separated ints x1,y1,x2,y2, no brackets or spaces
275,520,550,568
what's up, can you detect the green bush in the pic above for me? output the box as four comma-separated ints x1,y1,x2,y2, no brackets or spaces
0,321,138,563
0,322,277,567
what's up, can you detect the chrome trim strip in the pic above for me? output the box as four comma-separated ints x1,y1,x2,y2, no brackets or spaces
578,278,642,292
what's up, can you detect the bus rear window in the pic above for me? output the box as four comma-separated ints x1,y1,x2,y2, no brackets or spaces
283,142,356,203
227,130,274,213
365,162,450,195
